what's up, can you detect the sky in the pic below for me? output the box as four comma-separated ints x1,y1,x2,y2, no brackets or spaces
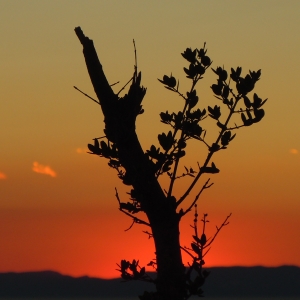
0,0,300,279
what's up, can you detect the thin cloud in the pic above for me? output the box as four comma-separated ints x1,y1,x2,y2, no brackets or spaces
289,148,298,154
0,172,7,179
32,162,57,177
76,147,88,154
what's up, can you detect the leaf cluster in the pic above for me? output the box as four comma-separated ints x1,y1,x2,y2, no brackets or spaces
117,259,148,281
88,137,120,167
118,188,142,214
145,44,267,213
211,66,267,132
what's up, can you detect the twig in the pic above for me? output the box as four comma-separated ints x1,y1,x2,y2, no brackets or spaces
110,81,120,87
116,76,134,96
178,178,213,212
143,230,153,239
178,89,241,205
125,219,135,231
181,246,194,259
116,39,138,96
74,86,99,104
133,39,137,77
115,188,150,228
227,124,245,130
204,213,232,248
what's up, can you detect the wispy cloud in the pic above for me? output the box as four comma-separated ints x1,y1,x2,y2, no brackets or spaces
76,147,88,154
289,148,298,154
32,162,57,177
0,172,7,179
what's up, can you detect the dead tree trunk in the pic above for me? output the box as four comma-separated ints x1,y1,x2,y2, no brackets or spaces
75,27,186,300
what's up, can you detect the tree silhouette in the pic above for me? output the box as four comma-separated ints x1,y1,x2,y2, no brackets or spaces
74,27,267,300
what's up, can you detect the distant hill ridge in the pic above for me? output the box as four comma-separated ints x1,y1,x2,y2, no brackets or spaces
0,266,299,297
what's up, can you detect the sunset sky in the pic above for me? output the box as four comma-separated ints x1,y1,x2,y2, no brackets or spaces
1,0,300,279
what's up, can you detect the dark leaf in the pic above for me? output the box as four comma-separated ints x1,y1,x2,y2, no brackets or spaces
200,233,207,246
201,55,211,67
87,143,101,155
209,143,220,152
222,85,229,99
241,112,253,126
250,69,261,81
195,64,205,75
160,111,172,124
174,111,184,127
184,64,197,78
197,46,206,58
253,93,263,108
230,133,236,141
94,139,99,148
230,66,242,82
217,121,227,130
246,109,252,119
193,235,201,244
253,108,265,122
211,83,223,96
208,105,221,120
158,74,176,88
121,260,130,270
191,242,201,255
243,96,252,108
176,150,186,158
158,133,168,151
108,159,120,168
181,48,197,63
202,162,220,174
221,131,232,146
178,139,187,149
212,67,228,81
162,160,173,172
100,140,108,150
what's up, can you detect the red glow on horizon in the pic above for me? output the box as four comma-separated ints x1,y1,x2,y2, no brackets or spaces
1,208,299,279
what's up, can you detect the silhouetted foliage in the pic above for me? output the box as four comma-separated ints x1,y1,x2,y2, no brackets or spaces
75,27,267,300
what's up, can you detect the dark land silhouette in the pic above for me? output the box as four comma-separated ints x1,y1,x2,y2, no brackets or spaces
0,266,299,298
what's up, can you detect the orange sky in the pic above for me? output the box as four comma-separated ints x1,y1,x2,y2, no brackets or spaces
1,1,300,279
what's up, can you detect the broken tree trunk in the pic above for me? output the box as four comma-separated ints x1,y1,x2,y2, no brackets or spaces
75,27,186,299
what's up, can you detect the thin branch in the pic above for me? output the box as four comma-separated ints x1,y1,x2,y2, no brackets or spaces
115,188,150,228
74,86,99,104
167,93,191,198
115,39,138,97
202,247,211,258
116,76,134,96
125,219,135,231
227,124,245,130
133,39,137,77
110,81,120,87
178,90,241,205
142,230,153,239
174,165,197,180
178,177,212,212
233,108,254,113
164,68,206,195
181,246,194,259
204,213,232,248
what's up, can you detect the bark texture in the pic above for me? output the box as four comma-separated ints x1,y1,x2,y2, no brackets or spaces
75,27,186,299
